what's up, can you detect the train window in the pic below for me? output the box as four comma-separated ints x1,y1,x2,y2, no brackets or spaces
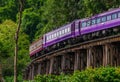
87,21,90,26
62,30,64,35
101,16,106,22
47,37,49,40
91,19,96,25
112,13,117,19
60,30,62,35
107,15,111,21
97,18,101,24
68,28,70,32
82,22,86,28
55,33,56,37
49,35,51,40
118,12,120,18
65,28,67,33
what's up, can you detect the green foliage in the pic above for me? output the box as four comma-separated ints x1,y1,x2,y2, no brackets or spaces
0,20,16,76
24,67,120,82
5,74,23,82
0,20,30,78
18,32,30,74
33,73,70,82
0,0,18,22
21,8,41,42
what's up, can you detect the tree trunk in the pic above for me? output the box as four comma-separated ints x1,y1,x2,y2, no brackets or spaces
14,0,23,82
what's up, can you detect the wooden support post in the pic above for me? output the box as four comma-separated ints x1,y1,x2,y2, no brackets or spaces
111,43,120,67
74,51,80,70
34,63,39,76
61,55,65,73
57,56,62,74
49,57,54,74
40,62,43,75
31,64,34,80
52,56,61,74
37,63,41,75
46,60,50,75
87,47,93,68
80,50,87,70
103,44,112,66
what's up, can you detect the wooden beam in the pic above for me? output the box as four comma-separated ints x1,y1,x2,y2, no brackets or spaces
61,55,65,73
46,60,50,75
74,51,80,70
49,57,54,74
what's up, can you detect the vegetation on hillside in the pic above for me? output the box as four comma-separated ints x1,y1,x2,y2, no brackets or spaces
0,0,120,81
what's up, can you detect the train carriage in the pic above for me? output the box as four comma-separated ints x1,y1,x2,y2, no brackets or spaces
29,37,43,58
43,22,75,49
81,8,120,37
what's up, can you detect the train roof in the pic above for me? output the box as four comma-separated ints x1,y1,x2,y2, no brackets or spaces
45,23,72,36
44,19,80,36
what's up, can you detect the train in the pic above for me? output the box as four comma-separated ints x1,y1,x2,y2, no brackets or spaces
29,8,120,59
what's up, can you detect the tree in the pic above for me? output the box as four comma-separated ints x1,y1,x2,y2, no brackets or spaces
0,20,16,77
14,0,24,82
0,0,18,22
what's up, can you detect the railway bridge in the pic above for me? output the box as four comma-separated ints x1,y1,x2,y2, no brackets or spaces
23,34,120,80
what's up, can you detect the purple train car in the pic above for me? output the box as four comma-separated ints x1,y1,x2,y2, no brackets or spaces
43,22,76,48
80,8,120,35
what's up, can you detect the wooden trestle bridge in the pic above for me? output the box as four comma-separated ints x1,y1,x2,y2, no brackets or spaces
23,34,120,80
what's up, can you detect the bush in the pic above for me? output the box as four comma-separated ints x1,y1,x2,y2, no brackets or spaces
5,74,23,82
24,67,120,82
